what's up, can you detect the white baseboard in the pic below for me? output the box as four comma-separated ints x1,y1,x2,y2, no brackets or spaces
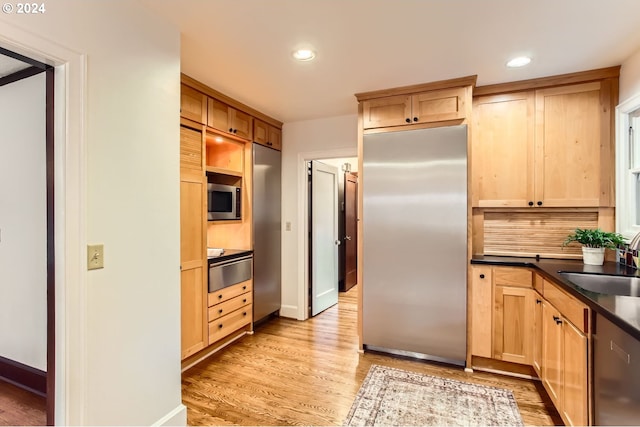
279,304,299,319
152,403,187,426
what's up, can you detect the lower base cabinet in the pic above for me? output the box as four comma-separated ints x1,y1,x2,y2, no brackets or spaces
470,265,590,426
207,279,253,345
562,317,588,426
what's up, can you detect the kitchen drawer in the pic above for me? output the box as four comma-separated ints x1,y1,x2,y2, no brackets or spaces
207,279,252,307
208,292,251,321
544,279,589,333
494,267,532,288
208,304,252,344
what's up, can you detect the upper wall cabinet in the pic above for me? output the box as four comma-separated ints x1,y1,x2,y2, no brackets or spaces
180,84,207,124
362,87,467,129
472,69,618,208
208,98,253,141
356,76,476,131
254,119,282,151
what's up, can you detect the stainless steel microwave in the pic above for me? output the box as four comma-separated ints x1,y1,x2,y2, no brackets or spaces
207,183,241,221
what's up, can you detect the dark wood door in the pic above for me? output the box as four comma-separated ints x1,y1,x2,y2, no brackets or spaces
344,172,358,291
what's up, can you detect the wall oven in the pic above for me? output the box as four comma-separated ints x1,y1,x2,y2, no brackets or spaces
207,183,241,221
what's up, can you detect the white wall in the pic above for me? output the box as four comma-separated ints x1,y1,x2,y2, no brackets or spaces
0,2,183,425
0,73,47,371
281,114,357,319
316,157,359,173
620,46,640,102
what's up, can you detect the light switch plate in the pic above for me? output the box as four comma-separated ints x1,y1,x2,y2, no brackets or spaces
87,244,104,270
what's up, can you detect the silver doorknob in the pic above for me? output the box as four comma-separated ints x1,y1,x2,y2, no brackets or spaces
335,240,341,246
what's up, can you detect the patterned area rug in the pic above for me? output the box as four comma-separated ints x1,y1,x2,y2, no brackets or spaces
344,365,524,426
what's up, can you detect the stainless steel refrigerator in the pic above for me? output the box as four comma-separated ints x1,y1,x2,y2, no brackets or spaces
362,125,467,365
252,143,282,323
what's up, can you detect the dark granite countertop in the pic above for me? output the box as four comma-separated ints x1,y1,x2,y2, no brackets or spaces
207,249,253,264
471,255,640,341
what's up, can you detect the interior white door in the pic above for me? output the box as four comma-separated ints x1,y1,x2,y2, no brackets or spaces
310,161,339,316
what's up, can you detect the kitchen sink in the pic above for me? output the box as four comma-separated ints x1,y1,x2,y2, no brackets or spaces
559,272,640,297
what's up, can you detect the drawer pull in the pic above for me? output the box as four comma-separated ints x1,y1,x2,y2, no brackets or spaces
243,312,247,316
218,324,223,329
218,309,223,314
218,294,223,299
243,298,247,303
243,285,247,290
479,274,485,279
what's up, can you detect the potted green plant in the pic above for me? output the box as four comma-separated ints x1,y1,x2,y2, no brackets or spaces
562,228,627,265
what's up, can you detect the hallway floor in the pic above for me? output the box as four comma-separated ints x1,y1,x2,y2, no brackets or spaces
0,379,45,426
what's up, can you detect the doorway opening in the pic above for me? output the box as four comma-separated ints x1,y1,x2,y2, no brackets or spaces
0,46,54,426
306,156,358,318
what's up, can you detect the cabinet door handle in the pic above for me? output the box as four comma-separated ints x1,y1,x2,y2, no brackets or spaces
553,316,562,325
229,128,233,132
536,299,542,304
413,117,418,122
537,201,543,206
479,274,485,279
528,201,534,206
405,118,411,123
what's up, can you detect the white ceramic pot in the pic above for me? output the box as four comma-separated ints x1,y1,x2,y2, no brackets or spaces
582,247,605,266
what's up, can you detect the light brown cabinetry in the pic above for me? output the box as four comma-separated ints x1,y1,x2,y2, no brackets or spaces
472,92,534,207
180,125,207,359
208,97,253,140
494,286,534,364
542,299,563,408
362,87,467,129
253,119,282,150
469,265,590,425
180,84,207,124
472,79,615,208
540,279,589,427
470,266,493,358
207,279,253,345
492,268,534,364
532,292,543,374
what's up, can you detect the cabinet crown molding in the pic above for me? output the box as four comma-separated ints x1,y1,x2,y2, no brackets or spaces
355,74,477,102
474,66,620,97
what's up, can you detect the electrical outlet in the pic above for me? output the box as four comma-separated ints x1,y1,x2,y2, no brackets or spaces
87,244,104,270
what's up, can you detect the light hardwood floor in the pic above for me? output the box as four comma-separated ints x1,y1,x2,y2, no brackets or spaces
182,285,562,426
0,379,46,426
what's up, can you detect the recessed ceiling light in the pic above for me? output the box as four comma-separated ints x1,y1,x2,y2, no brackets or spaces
506,56,532,68
292,49,316,61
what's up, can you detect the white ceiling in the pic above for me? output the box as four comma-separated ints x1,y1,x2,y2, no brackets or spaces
143,0,640,123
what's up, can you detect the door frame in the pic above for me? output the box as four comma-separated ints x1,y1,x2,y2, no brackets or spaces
296,148,356,321
0,20,88,425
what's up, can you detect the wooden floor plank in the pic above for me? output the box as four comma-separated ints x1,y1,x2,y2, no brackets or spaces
182,285,562,426
0,379,46,426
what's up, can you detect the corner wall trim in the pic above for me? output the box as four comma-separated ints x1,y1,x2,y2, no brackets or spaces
152,404,187,426
0,355,46,396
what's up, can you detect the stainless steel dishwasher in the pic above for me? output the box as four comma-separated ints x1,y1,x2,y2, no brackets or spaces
594,313,640,425
208,254,253,292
